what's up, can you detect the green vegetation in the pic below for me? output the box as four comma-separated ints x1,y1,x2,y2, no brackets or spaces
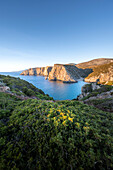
81,84,113,112
0,94,113,169
0,75,53,100
82,84,113,101
84,98,113,112
0,75,113,169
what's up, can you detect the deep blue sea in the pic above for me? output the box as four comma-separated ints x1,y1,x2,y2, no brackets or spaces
0,71,87,100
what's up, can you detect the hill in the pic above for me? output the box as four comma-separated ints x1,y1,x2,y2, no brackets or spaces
76,58,113,69
0,75,113,169
0,93,113,169
0,75,53,100
85,62,113,84
77,82,113,112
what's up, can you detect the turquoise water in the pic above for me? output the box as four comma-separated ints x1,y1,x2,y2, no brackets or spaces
0,72,86,100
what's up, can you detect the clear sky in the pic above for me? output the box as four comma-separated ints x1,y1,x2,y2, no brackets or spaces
0,0,113,71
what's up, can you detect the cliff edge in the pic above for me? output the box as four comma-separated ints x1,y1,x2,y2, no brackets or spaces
20,64,88,83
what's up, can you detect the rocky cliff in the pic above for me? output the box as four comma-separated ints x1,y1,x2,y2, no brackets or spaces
20,66,52,76
20,58,113,84
85,62,113,84
20,64,88,83
48,64,82,83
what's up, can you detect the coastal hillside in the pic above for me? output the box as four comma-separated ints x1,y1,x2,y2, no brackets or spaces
0,75,113,169
0,75,53,100
76,58,113,69
77,82,113,112
76,58,113,84
20,64,92,83
85,62,113,84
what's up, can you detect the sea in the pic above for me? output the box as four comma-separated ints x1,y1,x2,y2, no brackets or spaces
0,71,87,100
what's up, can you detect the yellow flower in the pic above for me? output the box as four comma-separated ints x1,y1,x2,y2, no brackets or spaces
47,114,50,117
60,112,64,116
63,121,66,126
68,117,73,122
63,116,67,119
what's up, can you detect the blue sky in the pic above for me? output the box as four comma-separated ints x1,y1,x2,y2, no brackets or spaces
0,0,113,71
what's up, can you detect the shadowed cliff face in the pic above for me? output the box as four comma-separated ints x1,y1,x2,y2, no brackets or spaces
48,64,80,82
20,64,87,83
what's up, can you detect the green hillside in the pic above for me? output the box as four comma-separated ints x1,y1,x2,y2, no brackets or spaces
0,93,113,169
0,75,53,100
0,75,113,169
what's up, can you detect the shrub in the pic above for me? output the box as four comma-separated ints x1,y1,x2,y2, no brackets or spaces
0,99,113,169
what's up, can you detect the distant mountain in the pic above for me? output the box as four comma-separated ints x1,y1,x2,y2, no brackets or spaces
76,58,113,69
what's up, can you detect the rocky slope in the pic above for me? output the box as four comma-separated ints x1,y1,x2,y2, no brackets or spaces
85,62,113,84
21,64,90,83
76,58,113,69
77,83,113,112
76,58,113,84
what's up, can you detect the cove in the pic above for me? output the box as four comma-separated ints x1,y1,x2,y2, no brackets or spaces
0,71,87,100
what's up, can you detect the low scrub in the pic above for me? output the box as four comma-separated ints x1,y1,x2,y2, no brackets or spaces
0,97,113,169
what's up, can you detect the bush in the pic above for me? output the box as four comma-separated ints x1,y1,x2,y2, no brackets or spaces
0,99,113,169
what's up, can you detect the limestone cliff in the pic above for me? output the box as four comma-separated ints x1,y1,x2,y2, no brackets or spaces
20,66,52,76
48,64,82,83
20,64,86,83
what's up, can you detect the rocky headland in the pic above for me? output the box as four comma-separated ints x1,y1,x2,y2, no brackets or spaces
20,58,113,84
20,66,52,77
76,58,113,84
20,64,92,83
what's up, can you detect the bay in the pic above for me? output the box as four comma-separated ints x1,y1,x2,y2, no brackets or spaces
0,71,86,100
